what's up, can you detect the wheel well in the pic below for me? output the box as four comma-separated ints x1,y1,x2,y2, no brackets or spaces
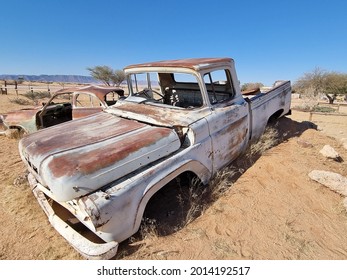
8,126,27,138
136,171,203,236
131,159,211,239
268,109,284,124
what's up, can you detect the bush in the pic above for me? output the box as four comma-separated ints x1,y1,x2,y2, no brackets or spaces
9,97,31,105
21,91,51,105
312,106,336,113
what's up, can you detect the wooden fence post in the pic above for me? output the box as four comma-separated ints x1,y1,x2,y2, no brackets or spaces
15,80,18,96
4,80,8,95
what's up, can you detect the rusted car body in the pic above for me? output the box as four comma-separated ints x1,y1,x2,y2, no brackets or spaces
0,85,124,136
19,58,291,259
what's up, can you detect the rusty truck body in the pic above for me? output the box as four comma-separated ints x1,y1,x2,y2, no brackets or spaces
18,57,291,259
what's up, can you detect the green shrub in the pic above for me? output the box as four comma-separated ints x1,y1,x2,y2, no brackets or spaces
312,105,336,113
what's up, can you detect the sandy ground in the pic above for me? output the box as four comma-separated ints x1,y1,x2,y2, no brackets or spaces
0,92,347,260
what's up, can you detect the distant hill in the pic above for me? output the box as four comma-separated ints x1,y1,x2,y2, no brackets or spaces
0,74,99,84
0,74,158,87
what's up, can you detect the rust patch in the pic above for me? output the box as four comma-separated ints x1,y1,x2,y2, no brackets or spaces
72,108,102,119
21,113,146,159
47,126,174,178
3,109,37,124
218,116,248,163
114,102,204,127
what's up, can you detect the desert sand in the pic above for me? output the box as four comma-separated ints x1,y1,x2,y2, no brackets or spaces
0,90,346,260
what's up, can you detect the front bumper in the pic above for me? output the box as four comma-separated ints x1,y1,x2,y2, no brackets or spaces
28,173,119,260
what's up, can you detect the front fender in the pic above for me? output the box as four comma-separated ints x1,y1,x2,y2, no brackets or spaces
4,111,37,133
80,158,211,244
133,159,211,232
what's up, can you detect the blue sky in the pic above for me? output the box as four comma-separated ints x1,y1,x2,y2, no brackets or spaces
0,0,346,85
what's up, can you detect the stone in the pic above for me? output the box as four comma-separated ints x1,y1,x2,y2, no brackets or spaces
319,145,340,160
297,139,313,148
308,170,347,196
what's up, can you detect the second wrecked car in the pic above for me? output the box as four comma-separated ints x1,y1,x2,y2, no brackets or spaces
0,85,124,136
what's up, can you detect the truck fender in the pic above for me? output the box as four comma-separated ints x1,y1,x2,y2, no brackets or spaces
132,160,211,232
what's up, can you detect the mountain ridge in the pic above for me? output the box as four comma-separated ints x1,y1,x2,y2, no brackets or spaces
0,74,98,84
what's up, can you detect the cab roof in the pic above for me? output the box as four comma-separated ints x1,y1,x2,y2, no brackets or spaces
124,57,233,71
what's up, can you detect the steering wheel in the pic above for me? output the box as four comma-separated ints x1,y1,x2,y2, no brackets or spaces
137,88,164,101
136,88,151,98
150,89,164,99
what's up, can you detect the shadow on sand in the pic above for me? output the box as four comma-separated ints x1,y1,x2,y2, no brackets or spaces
116,116,317,258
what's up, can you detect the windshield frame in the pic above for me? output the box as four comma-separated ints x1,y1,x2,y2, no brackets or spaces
125,67,209,109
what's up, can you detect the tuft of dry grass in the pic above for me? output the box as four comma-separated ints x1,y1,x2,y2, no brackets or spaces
212,238,242,259
21,91,51,105
9,97,31,106
4,129,20,139
139,217,159,240
249,125,279,158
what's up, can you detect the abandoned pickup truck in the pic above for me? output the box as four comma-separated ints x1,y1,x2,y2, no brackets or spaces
0,85,124,136
19,58,291,259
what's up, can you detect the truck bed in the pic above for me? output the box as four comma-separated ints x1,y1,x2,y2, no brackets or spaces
244,81,292,141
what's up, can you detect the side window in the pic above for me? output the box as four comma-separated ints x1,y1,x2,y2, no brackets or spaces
104,92,118,106
75,93,101,108
203,69,235,104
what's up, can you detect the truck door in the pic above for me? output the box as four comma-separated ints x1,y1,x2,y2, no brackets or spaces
202,70,250,173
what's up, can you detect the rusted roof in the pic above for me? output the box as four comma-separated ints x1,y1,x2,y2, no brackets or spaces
124,58,233,71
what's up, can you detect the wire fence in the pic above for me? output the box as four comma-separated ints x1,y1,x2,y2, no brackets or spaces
0,81,67,96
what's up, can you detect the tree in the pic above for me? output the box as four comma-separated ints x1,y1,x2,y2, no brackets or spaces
110,70,126,87
87,65,125,86
323,72,347,103
241,82,264,91
17,76,25,84
294,68,347,103
294,67,326,97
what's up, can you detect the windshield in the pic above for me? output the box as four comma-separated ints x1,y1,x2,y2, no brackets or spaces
127,72,204,109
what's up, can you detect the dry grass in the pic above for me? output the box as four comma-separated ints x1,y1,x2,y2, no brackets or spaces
21,91,51,105
9,97,31,106
248,126,279,157
138,217,159,240
212,238,236,258
4,129,22,139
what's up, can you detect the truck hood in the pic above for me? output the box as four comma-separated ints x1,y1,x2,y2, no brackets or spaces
19,112,181,201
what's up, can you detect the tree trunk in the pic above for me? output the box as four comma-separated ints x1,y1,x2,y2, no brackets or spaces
325,94,335,104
